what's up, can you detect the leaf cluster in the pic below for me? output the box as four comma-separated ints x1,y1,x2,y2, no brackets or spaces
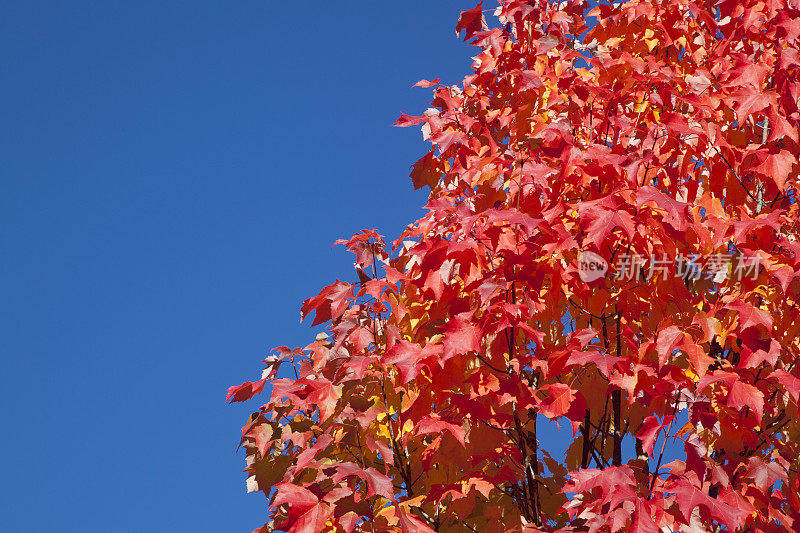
230,1,800,531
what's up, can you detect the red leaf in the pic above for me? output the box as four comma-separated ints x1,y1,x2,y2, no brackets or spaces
250,424,275,458
655,326,685,367
630,498,660,533
455,2,485,41
294,434,333,471
669,478,748,530
685,73,712,94
365,434,395,467
726,299,773,332
565,349,622,377
300,281,353,326
567,328,598,348
383,340,425,383
399,507,437,533
538,383,575,419
637,186,693,232
226,379,266,403
409,152,442,190
745,456,787,491
413,78,440,88
563,466,638,511
727,88,774,122
394,113,427,127
737,335,780,369
767,103,799,143
431,128,468,153
338,513,359,533
578,196,635,247
660,111,702,136
635,415,674,457
271,483,329,533
729,209,783,243
727,378,764,423
771,369,800,402
443,315,480,360
332,462,394,499
415,414,466,447
536,35,559,54
753,147,795,190
484,208,544,237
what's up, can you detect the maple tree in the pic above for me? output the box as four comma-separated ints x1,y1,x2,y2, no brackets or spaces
229,0,800,531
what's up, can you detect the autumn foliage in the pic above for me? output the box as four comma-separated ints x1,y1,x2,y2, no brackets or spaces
229,0,800,531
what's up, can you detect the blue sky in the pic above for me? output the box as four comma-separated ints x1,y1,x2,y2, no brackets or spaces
1,2,478,531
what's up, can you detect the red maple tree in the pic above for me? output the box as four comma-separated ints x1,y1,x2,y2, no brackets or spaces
230,1,800,531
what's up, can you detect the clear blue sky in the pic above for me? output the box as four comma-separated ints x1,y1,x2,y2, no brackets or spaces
1,2,478,531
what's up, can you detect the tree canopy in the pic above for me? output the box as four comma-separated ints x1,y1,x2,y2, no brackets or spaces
230,0,800,531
